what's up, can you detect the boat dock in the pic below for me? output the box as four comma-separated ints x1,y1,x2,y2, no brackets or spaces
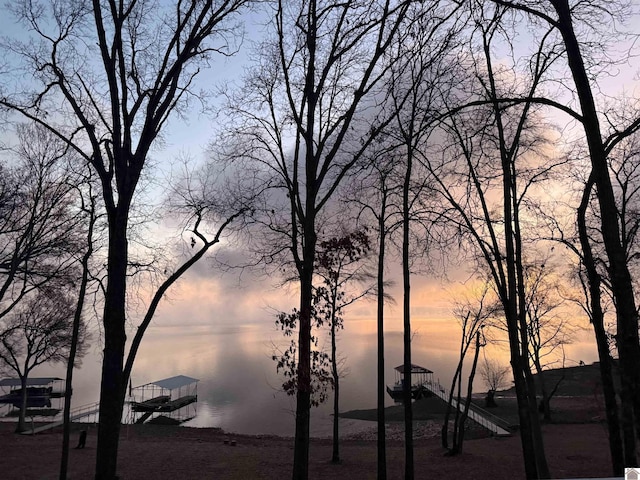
387,363,511,437
128,375,199,425
4,373,199,434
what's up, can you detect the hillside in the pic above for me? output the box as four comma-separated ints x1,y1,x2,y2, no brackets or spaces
497,361,616,398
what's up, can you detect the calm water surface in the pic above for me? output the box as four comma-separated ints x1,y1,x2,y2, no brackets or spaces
18,280,598,436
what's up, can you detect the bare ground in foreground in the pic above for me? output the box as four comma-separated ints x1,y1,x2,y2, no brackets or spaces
0,421,616,479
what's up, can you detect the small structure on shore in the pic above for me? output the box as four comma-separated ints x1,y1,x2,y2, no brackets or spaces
386,364,436,403
129,375,198,425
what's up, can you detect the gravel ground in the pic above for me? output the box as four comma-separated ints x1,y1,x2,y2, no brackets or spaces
0,421,618,479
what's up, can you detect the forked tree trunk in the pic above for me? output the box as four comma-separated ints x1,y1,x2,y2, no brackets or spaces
481,16,550,475
442,365,463,449
579,187,625,475
453,331,482,455
551,0,640,461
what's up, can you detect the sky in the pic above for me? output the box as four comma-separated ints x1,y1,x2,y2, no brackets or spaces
0,2,637,435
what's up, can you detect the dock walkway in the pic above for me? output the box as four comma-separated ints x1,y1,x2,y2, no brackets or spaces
422,381,511,436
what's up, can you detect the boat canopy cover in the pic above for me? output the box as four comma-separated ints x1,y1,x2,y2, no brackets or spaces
146,375,199,391
393,364,433,374
0,377,62,387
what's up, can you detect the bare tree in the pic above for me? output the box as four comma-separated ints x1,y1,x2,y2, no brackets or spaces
0,289,89,433
547,172,625,473
490,0,640,470
479,357,511,407
222,2,411,478
348,153,402,480
0,2,251,477
383,5,464,476
443,282,494,450
0,124,82,322
60,169,102,480
314,229,374,463
420,3,566,475
523,262,577,420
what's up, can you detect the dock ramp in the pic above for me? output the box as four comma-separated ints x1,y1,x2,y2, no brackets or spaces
422,381,511,436
19,402,100,435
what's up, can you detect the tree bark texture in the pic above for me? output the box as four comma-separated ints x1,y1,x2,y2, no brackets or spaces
17,375,27,433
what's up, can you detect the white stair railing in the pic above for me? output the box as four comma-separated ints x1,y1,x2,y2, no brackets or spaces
422,381,511,436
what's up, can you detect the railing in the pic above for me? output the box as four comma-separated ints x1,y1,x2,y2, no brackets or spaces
67,401,100,422
422,381,511,436
468,402,512,431
19,401,101,435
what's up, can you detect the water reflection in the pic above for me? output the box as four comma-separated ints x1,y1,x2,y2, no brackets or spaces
29,289,600,436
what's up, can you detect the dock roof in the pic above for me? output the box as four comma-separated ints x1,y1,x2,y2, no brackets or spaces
393,364,433,374
146,375,199,391
0,377,62,387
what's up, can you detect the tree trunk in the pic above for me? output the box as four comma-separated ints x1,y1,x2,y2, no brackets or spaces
534,361,551,422
331,313,340,464
17,374,28,433
442,365,462,449
577,176,625,472
552,0,640,458
402,146,414,480
512,146,550,478
454,331,482,455
452,365,464,450
292,211,317,480
376,192,387,480
485,389,497,408
60,201,94,480
95,210,129,480
484,21,550,476
293,272,313,480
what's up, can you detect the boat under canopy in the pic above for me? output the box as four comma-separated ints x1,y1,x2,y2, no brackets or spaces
0,378,64,409
386,364,435,403
129,375,199,424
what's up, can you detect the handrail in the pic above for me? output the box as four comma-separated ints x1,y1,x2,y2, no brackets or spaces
422,380,511,436
468,402,512,430
67,401,100,420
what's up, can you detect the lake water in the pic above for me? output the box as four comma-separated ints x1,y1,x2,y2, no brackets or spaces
10,273,600,436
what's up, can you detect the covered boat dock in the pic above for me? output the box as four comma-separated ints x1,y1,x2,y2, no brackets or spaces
0,377,64,412
386,364,436,403
129,375,198,424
